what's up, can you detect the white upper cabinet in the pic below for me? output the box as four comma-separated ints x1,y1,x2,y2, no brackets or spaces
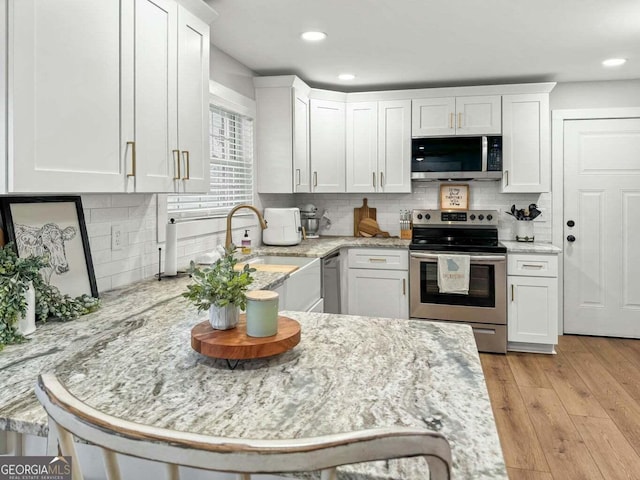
293,93,311,193
377,100,411,193
412,95,501,137
176,6,210,193
132,0,178,193
345,102,378,192
254,77,310,193
5,0,214,194
501,93,550,193
411,97,456,136
310,99,346,193
9,0,131,192
345,100,411,193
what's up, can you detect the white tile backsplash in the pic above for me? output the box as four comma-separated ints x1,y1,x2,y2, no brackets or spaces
262,182,552,243
81,194,262,294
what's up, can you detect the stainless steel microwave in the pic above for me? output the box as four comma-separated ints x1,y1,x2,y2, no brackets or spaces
411,136,502,181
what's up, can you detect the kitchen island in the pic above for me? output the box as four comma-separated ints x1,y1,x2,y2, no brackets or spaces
0,275,506,479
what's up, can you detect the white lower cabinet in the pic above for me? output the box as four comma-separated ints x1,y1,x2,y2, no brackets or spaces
346,248,409,319
507,253,559,353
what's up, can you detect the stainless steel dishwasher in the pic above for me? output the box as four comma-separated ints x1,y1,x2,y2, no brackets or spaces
322,252,341,314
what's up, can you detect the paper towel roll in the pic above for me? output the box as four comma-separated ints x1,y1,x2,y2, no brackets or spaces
165,219,178,276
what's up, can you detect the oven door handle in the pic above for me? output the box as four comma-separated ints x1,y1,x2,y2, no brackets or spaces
410,252,506,262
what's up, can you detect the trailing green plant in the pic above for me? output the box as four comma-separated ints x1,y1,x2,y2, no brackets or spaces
183,245,255,311
0,243,101,351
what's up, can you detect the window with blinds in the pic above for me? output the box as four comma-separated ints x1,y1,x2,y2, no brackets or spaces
167,106,253,219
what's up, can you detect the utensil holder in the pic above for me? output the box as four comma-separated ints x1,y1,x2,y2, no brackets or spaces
515,221,534,242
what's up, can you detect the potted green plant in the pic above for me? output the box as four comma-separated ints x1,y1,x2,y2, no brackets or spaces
0,243,101,351
183,246,256,330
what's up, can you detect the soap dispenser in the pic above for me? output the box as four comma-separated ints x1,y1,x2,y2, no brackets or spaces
241,230,252,254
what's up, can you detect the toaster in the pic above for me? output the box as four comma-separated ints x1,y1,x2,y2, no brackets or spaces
262,208,303,246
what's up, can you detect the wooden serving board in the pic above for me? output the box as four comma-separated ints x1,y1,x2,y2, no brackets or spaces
234,263,299,274
191,315,301,360
353,198,377,236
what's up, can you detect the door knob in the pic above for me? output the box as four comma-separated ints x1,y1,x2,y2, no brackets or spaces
567,235,576,242
567,220,575,227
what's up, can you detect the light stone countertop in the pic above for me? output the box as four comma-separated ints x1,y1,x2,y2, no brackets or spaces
502,241,562,254
0,274,506,480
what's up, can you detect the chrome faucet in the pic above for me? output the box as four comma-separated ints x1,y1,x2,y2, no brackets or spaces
225,204,268,250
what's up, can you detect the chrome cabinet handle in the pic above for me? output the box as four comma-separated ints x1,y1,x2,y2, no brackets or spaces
458,112,463,128
511,284,515,301
181,151,190,180
449,112,454,129
402,278,406,295
172,150,180,180
380,172,384,188
126,141,136,177
368,258,387,263
504,170,509,186
313,171,318,187
372,172,376,188
296,168,301,186
522,264,543,269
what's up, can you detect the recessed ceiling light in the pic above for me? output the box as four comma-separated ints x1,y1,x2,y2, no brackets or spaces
338,73,356,81
301,31,327,42
602,58,627,67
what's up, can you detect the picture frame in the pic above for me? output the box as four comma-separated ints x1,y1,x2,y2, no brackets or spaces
440,184,470,211
0,196,98,298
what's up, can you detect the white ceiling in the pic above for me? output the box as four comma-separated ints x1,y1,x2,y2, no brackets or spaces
206,0,640,91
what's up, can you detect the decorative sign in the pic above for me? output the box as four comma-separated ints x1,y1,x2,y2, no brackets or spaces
440,184,470,211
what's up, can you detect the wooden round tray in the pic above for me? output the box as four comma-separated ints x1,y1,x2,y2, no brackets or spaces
191,315,301,360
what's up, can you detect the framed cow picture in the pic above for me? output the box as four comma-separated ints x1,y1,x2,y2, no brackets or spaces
0,196,98,298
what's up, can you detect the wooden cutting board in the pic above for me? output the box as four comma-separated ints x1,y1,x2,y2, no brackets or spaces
353,198,377,236
234,264,299,274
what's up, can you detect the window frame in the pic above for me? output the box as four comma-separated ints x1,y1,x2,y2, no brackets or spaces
157,81,257,243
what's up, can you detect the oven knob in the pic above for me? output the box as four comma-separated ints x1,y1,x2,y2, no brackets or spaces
425,213,431,220
478,214,485,220
487,214,493,221
470,214,476,220
417,214,423,220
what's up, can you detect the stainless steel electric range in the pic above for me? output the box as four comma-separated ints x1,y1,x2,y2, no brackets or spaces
409,209,507,353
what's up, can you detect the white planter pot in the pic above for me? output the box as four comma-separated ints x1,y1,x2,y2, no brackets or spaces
17,282,36,336
208,304,239,330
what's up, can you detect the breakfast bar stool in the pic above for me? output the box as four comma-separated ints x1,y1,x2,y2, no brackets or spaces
35,373,452,480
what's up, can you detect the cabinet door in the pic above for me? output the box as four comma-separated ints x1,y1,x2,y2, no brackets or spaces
347,269,409,319
455,95,501,135
293,91,311,193
133,0,178,193
310,99,345,192
345,102,377,193
177,6,209,193
508,275,558,344
501,93,550,193
411,97,455,137
378,100,411,193
9,0,132,192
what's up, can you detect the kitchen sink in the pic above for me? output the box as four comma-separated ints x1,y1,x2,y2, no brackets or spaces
242,256,322,312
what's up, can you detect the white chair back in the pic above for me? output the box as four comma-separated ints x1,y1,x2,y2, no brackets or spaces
35,373,452,480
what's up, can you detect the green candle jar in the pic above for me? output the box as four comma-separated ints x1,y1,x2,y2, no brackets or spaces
245,290,279,337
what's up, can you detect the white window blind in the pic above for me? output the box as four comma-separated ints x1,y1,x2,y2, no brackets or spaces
168,106,253,219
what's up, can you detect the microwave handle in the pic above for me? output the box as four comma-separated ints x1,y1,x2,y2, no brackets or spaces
481,136,488,172
410,252,506,262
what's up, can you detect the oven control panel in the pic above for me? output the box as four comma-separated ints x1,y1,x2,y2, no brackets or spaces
412,209,500,226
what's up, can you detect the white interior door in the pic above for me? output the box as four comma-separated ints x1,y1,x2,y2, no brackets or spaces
564,117,640,337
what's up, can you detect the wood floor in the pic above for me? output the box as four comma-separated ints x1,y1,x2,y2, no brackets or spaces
481,335,640,480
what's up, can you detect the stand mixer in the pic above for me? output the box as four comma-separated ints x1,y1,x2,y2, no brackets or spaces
299,203,320,238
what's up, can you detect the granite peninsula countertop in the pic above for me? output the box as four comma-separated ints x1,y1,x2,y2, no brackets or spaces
0,275,506,480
